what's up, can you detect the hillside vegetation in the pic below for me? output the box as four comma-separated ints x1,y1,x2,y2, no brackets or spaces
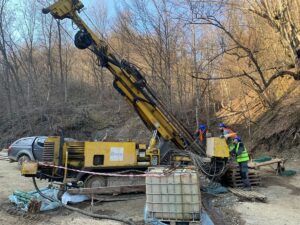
0,0,299,157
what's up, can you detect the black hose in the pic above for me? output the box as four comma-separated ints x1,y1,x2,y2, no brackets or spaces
32,177,58,202
40,173,64,180
63,204,136,225
32,177,58,203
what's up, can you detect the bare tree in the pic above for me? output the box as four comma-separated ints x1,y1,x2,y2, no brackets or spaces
185,0,300,108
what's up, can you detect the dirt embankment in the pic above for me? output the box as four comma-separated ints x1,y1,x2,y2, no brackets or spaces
217,84,300,158
0,100,150,149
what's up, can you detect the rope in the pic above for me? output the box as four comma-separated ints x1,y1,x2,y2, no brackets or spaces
56,20,75,41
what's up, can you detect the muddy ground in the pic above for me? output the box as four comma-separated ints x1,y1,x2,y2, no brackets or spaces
0,150,300,225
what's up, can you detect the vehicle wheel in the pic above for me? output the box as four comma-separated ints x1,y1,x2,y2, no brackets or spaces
17,155,30,169
84,175,107,188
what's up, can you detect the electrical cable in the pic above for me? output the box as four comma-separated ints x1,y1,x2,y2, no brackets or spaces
63,204,136,225
82,10,123,59
56,20,76,41
82,10,105,39
171,142,227,178
40,173,64,180
32,177,58,203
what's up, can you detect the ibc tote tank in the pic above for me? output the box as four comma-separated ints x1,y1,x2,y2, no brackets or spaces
146,167,201,222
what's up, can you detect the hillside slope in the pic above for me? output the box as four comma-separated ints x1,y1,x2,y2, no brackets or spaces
217,82,300,158
0,99,150,148
1,82,299,160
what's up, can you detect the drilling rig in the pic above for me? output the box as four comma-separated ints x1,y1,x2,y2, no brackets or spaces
22,0,229,188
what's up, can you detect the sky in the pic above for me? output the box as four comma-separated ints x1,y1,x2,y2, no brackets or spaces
82,0,118,18
6,0,121,44
9,0,119,19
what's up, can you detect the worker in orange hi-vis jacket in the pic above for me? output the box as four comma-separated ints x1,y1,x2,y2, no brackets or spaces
194,124,208,147
218,123,238,152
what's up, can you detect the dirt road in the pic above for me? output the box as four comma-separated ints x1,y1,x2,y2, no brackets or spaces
1,150,300,225
234,159,300,225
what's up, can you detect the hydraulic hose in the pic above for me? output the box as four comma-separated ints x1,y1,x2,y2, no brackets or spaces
32,177,58,202
63,204,136,225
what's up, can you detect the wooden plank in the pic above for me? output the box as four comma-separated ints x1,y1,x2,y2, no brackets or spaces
92,194,145,202
228,187,267,202
248,159,284,168
67,185,145,195
229,188,266,199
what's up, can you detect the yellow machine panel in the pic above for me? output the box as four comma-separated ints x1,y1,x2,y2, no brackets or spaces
44,136,61,162
84,142,138,167
63,141,84,167
206,137,230,158
21,162,38,177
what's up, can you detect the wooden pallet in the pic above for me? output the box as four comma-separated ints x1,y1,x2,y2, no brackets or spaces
223,167,261,187
228,187,267,202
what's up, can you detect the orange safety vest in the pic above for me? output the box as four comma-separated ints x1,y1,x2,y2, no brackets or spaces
199,129,207,143
223,128,238,139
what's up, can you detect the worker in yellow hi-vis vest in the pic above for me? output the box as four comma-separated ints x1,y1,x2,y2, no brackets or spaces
231,136,251,190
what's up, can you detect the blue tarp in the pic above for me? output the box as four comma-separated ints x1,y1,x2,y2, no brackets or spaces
61,191,90,205
9,188,61,212
201,181,228,195
9,187,90,212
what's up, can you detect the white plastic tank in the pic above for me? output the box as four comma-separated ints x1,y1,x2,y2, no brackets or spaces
146,167,201,221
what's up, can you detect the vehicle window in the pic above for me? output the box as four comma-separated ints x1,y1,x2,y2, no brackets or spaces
15,138,34,146
36,137,46,147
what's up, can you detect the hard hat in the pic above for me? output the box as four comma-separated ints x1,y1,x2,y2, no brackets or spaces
218,123,226,128
233,136,241,142
199,124,206,130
